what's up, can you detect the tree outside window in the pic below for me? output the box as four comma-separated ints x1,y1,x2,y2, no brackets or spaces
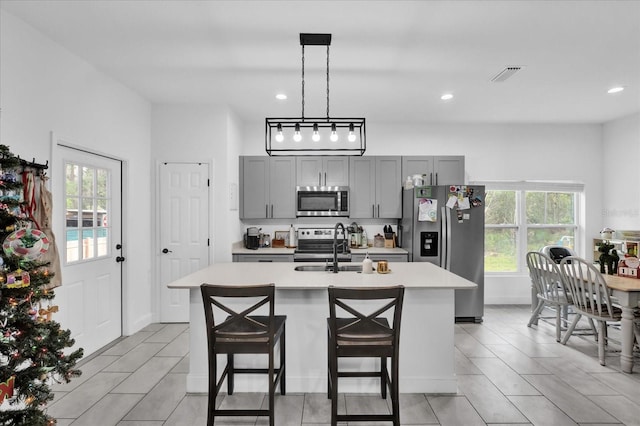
481,183,581,273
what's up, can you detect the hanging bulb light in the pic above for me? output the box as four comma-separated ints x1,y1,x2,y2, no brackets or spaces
348,123,356,142
275,123,284,143
330,123,339,142
312,123,320,142
265,34,365,156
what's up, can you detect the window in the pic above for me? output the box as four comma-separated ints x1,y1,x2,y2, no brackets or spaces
64,162,110,263
480,181,583,273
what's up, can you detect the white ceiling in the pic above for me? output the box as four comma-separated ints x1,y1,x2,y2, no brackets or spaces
2,0,639,125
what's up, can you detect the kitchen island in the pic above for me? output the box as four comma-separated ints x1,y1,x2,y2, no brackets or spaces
167,261,476,394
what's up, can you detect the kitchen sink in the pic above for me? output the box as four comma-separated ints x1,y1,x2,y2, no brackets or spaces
294,265,329,272
335,265,363,272
294,265,362,272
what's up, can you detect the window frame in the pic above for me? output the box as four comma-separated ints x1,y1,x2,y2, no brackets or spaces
476,181,584,275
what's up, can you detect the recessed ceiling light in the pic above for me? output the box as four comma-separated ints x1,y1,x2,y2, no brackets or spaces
607,86,624,94
441,93,454,101
275,93,287,100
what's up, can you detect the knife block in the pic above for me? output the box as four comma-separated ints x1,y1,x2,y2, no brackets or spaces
384,233,396,248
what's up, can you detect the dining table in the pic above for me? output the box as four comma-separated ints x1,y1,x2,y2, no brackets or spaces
602,273,640,373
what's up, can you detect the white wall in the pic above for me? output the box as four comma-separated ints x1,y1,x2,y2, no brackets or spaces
244,121,604,304
150,104,243,265
602,113,640,231
0,11,152,335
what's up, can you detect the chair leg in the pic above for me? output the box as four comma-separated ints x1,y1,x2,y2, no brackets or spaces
555,305,562,342
280,325,286,395
561,313,581,344
269,342,275,426
327,328,331,399
588,318,598,341
207,353,217,426
329,345,338,426
227,353,234,395
528,299,545,327
391,355,400,426
380,356,387,399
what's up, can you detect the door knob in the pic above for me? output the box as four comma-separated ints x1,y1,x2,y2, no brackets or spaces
116,256,125,263
162,248,172,254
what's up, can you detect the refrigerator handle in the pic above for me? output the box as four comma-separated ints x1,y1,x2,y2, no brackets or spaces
441,206,452,270
440,206,446,268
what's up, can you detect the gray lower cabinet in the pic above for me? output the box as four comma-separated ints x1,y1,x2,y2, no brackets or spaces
351,253,408,262
349,156,402,219
402,156,465,186
233,254,294,262
240,156,296,219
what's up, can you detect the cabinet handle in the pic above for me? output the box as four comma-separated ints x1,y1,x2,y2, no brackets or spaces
266,204,269,217
258,259,273,262
319,172,322,186
435,172,438,185
372,204,375,217
430,172,433,185
271,204,274,218
377,204,380,218
324,172,327,186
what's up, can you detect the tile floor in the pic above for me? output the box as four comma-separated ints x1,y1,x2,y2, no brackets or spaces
48,305,640,425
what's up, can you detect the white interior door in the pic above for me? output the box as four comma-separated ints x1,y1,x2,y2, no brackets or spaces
58,146,123,356
159,162,210,322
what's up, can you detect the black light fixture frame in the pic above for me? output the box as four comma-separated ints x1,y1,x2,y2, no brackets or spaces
266,33,366,156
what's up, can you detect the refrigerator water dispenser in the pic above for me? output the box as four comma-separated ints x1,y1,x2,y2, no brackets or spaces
420,232,438,257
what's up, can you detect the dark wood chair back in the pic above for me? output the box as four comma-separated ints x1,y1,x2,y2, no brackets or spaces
201,283,276,351
328,285,404,355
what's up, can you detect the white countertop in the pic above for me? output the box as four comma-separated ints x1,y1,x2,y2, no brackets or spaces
231,241,409,256
167,261,476,290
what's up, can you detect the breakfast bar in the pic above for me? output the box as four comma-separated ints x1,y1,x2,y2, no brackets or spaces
167,261,477,394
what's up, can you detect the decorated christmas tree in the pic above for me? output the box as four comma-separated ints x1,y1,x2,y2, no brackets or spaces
0,145,83,426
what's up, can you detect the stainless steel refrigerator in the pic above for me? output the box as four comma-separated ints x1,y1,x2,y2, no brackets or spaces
400,185,485,323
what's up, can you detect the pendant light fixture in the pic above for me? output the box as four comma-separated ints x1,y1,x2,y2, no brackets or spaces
266,33,366,156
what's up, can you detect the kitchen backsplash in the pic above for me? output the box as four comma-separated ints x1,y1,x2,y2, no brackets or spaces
240,220,397,246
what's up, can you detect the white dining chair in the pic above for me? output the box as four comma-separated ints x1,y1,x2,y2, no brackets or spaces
526,252,571,342
559,256,622,365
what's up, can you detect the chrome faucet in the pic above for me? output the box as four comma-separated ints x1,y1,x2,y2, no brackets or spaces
332,222,346,273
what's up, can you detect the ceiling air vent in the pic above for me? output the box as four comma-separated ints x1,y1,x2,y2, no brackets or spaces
490,66,523,82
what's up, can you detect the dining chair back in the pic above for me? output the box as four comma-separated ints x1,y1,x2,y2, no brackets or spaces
201,283,286,426
327,285,404,426
559,256,621,365
526,251,571,341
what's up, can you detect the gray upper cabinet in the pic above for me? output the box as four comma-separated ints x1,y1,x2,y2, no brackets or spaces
349,156,402,219
240,156,296,219
402,156,465,186
296,156,349,187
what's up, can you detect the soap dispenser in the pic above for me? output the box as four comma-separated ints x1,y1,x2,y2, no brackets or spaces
362,252,373,274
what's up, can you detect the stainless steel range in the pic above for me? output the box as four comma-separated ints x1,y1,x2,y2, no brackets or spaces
293,227,351,262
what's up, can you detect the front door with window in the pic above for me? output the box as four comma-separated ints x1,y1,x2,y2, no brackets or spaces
59,147,123,355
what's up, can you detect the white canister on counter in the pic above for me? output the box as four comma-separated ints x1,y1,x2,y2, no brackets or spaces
289,224,296,247
362,252,373,274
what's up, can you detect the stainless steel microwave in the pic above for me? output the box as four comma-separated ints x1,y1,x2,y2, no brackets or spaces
296,186,349,217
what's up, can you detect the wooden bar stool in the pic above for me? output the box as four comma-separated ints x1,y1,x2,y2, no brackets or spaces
200,283,286,426
327,285,405,426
